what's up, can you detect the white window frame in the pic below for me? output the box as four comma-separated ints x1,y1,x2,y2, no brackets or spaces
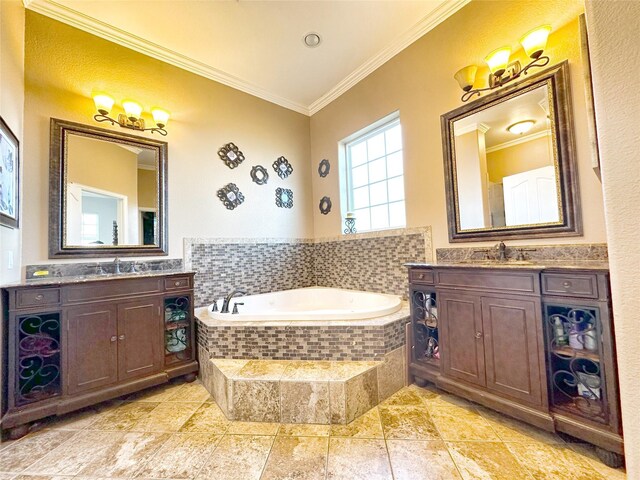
340,112,405,233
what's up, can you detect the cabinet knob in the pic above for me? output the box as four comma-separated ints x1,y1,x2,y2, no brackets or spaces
475,332,483,339
35,294,44,301
175,281,181,286
418,273,425,279
118,334,125,341
563,281,572,288
110,335,117,342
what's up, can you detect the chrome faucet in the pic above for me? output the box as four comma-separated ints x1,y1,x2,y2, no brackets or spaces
221,289,247,313
113,257,121,274
495,241,507,262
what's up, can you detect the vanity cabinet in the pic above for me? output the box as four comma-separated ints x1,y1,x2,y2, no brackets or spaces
1,272,198,439
408,265,623,466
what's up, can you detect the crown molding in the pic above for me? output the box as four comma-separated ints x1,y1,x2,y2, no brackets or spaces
485,129,551,154
24,0,469,117
23,0,311,115
307,0,471,116
455,122,491,136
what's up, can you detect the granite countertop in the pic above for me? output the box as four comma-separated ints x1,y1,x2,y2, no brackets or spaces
2,269,196,289
405,261,609,271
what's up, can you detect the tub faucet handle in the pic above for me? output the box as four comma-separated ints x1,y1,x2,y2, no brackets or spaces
211,300,218,312
232,302,244,314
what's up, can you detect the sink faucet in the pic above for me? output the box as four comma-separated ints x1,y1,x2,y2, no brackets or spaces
495,241,507,262
221,289,247,313
113,257,121,274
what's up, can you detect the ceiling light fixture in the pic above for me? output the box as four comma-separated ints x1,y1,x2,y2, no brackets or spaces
303,32,321,48
507,120,536,135
454,25,552,102
92,92,169,136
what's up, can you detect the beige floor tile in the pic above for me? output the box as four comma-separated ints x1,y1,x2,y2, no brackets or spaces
212,359,249,377
387,439,462,480
429,405,500,441
130,402,202,432
278,424,331,437
124,382,185,402
132,432,221,478
196,435,273,480
330,408,384,439
326,437,392,480
0,430,76,473
180,402,230,434
89,402,160,431
379,405,440,440
380,384,439,407
23,431,124,476
567,443,626,479
507,442,607,479
43,407,102,431
447,441,533,480
165,381,212,403
233,360,290,380
261,436,328,480
477,407,565,444
75,432,169,478
0,474,14,479
281,361,336,381
11,476,75,480
226,422,280,436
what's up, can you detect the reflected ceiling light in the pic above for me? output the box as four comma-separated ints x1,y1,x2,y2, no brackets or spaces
92,92,169,136
454,25,552,103
303,32,321,48
507,120,536,135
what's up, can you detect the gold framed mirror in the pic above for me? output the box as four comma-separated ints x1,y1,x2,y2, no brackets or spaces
49,118,168,257
441,61,581,242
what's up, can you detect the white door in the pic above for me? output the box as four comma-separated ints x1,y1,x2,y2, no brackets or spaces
503,165,559,226
66,183,83,244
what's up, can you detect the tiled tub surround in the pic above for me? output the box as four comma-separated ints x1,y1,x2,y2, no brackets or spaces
436,243,608,263
195,303,409,361
185,227,431,307
25,258,183,278
198,348,407,424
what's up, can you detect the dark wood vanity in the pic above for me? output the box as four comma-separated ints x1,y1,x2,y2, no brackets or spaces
408,263,623,466
1,271,198,439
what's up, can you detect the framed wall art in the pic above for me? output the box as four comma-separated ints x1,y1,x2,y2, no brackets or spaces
0,117,19,229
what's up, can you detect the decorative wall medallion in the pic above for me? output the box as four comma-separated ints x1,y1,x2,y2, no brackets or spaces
218,142,245,169
217,183,245,210
318,159,330,177
319,196,332,215
273,156,293,179
276,188,293,208
250,165,269,185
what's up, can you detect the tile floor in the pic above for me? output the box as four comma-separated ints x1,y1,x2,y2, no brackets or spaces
0,379,626,479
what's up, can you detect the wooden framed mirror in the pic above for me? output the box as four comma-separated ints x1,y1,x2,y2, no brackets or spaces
49,118,168,257
441,61,581,242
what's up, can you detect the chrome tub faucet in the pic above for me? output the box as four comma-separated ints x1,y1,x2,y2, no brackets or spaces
221,289,247,313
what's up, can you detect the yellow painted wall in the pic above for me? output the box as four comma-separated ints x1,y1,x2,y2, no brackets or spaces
310,0,606,249
22,11,312,265
137,169,157,210
585,0,640,474
486,135,553,183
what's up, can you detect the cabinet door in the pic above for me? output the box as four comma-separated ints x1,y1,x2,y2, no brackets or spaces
66,303,118,394
117,298,163,381
439,291,486,386
481,296,543,405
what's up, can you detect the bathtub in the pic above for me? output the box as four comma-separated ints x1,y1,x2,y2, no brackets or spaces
206,287,402,321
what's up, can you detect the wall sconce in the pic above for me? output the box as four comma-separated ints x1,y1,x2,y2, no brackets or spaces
92,92,170,136
454,25,552,102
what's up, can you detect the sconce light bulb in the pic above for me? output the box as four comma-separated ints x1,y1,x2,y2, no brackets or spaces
92,92,115,116
520,25,551,59
122,100,143,122
454,65,478,92
151,108,170,129
484,47,511,77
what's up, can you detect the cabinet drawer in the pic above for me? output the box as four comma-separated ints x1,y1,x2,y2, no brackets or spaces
165,276,191,290
410,269,434,285
16,288,61,309
542,273,598,298
63,278,164,304
436,269,539,295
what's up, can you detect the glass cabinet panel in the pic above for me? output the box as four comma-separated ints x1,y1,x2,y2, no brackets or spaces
164,296,192,365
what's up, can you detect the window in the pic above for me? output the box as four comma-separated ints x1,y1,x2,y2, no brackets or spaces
81,213,99,245
343,116,405,232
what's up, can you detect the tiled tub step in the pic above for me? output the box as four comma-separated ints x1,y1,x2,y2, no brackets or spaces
201,349,405,425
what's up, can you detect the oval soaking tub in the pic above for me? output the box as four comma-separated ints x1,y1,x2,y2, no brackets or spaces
208,287,401,321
